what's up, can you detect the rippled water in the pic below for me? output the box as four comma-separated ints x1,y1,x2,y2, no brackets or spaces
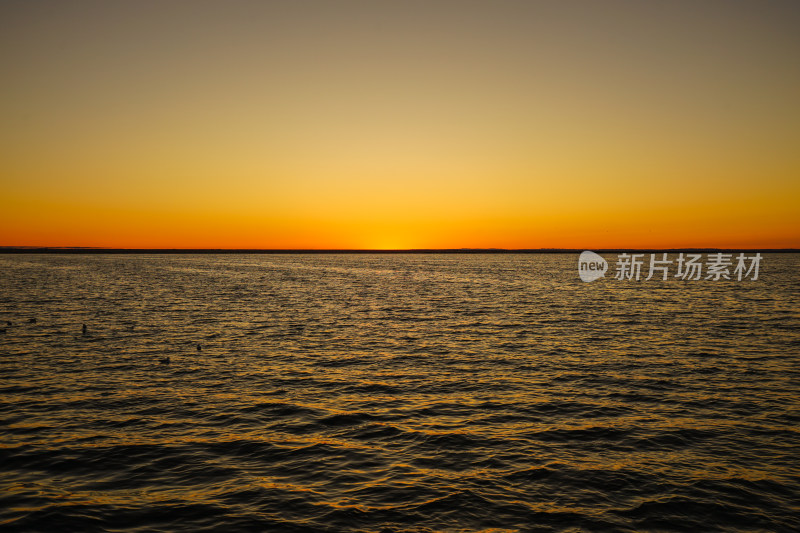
1,253,798,532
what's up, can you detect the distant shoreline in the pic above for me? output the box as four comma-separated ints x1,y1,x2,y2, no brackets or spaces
1,247,797,254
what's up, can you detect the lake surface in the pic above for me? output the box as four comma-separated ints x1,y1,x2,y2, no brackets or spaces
1,253,798,532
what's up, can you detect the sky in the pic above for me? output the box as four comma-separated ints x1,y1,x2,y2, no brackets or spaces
1,0,798,249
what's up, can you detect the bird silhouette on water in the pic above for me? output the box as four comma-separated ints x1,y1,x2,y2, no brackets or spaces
196,344,202,351
159,356,171,365
29,318,36,324
82,324,88,336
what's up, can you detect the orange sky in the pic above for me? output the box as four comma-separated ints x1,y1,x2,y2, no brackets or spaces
1,1,798,249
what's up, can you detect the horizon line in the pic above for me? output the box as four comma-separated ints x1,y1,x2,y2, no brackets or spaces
0,247,796,254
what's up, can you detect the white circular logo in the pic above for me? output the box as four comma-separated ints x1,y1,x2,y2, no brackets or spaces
578,251,608,282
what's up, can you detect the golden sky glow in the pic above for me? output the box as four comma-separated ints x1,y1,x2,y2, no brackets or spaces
2,1,798,248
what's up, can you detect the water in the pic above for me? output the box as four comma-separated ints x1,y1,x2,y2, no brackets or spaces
1,253,798,532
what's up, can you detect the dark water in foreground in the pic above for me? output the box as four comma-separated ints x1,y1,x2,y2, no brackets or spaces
1,253,798,532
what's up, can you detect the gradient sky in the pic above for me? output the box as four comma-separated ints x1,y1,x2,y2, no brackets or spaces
2,0,798,248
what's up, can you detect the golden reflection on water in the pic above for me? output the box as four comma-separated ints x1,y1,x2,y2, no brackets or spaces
1,254,798,531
